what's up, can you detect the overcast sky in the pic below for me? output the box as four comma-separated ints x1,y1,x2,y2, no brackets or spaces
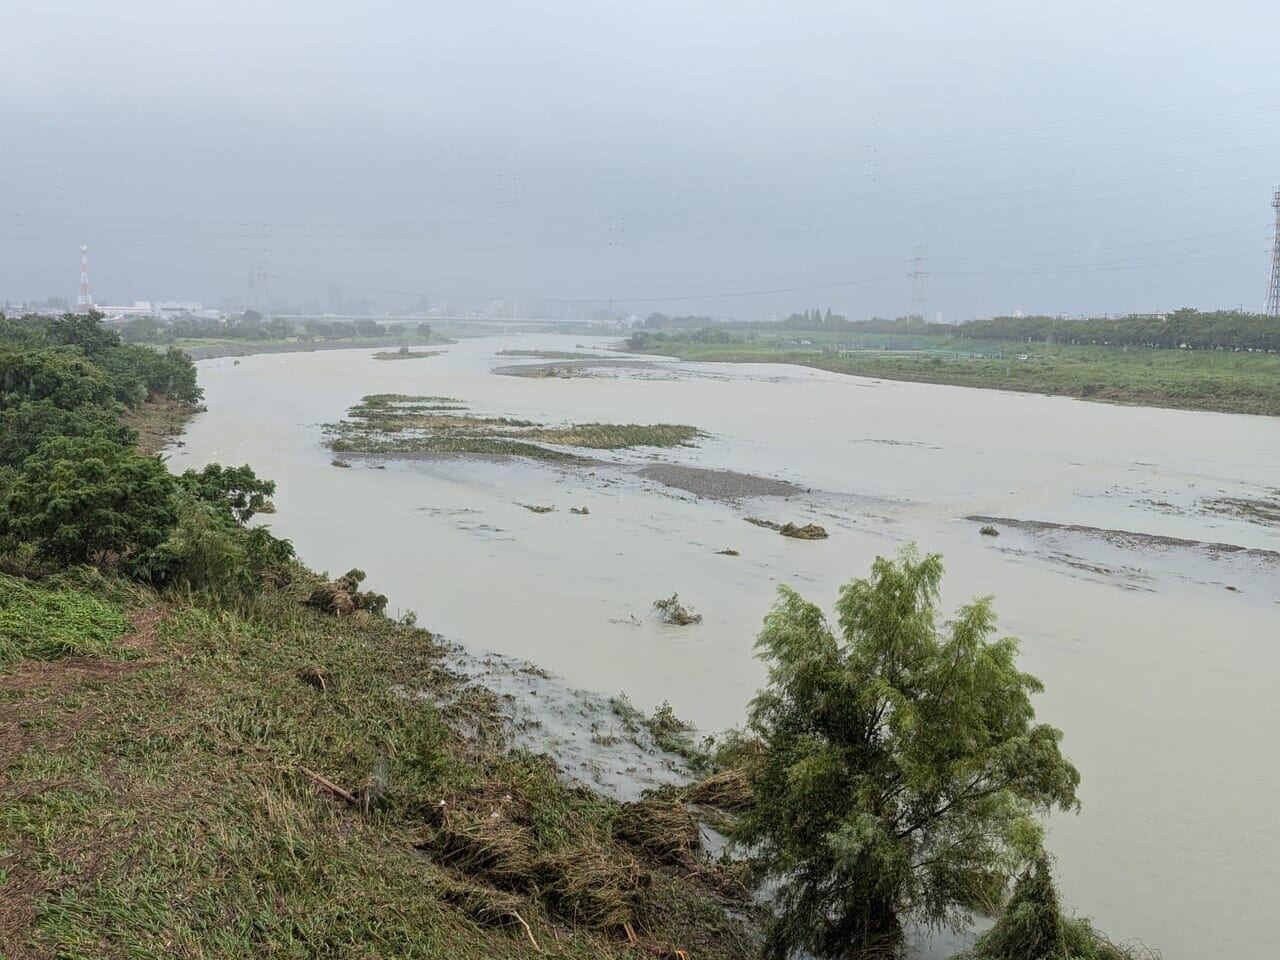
3,0,1280,319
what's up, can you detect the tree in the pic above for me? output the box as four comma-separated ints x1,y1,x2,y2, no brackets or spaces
736,545,1080,960
46,310,119,358
0,400,136,469
0,435,176,566
177,463,275,524
0,347,117,411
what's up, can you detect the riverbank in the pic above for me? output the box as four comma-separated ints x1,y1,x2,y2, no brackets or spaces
0,335,761,958
0,571,757,959
119,396,203,454
175,333,455,360
625,337,1280,417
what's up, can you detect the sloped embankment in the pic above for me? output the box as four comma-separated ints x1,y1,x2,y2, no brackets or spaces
0,571,760,959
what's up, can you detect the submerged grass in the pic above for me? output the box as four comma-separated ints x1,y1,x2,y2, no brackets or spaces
324,394,701,461
0,576,759,959
527,423,700,449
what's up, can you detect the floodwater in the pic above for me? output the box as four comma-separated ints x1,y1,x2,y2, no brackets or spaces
169,335,1280,960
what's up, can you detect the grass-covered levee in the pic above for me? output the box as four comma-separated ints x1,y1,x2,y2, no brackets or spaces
0,564,761,959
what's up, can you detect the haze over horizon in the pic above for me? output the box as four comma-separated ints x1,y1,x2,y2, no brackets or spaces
3,0,1280,319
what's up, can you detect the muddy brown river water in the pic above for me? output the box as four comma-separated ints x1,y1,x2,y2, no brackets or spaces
170,335,1280,960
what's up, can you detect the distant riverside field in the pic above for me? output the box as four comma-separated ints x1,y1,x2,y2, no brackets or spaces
627,333,1280,417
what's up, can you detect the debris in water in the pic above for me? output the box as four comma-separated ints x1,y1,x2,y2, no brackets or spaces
715,548,740,556
306,568,388,617
653,593,702,625
980,525,1000,537
522,504,555,514
779,522,828,540
570,506,590,515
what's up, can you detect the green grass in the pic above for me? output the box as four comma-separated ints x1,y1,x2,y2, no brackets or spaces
0,578,759,959
0,573,130,666
631,336,1280,416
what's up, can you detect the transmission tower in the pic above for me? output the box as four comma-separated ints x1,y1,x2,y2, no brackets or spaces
75,245,94,312
1268,186,1280,317
908,246,928,319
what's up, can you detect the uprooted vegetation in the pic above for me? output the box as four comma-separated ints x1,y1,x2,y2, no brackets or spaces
324,393,701,461
652,592,703,625
745,517,830,539
305,567,389,617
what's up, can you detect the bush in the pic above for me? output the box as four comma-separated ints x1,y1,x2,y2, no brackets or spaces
736,545,1081,959
0,435,176,567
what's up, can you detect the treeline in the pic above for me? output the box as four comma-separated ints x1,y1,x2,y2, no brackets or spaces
120,311,434,344
955,309,1280,351
0,311,201,469
761,308,1280,351
637,312,717,330
627,327,742,350
0,311,294,596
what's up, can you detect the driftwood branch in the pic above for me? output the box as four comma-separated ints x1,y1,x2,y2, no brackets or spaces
511,911,540,951
299,765,357,804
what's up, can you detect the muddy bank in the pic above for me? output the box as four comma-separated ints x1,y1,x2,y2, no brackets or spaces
634,464,801,500
448,647,696,801
343,451,800,503
968,515,1280,565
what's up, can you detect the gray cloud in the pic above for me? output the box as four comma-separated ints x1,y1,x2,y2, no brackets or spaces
3,0,1279,317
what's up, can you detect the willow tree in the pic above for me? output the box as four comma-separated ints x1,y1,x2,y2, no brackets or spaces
738,545,1080,959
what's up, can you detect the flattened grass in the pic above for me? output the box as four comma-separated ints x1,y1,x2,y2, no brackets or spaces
0,573,130,667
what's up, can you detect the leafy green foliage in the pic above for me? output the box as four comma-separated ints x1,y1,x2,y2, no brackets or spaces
135,492,295,598
0,346,117,411
178,463,276,524
0,572,130,665
0,435,177,566
958,856,1150,960
0,400,136,469
736,545,1080,959
0,316,201,409
96,343,203,405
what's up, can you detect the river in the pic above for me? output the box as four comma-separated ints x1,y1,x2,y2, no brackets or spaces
168,334,1280,960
